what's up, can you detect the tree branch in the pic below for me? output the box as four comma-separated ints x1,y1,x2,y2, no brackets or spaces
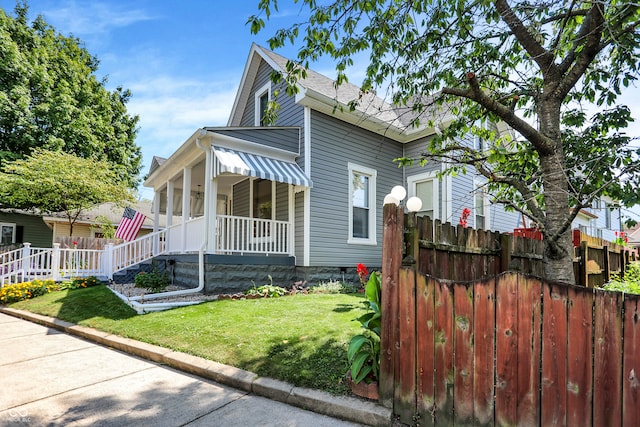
442,73,554,154
494,0,556,76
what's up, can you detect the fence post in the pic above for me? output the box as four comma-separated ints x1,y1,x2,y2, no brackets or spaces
500,233,512,273
403,212,419,268
578,241,588,287
103,244,114,280
603,245,610,283
51,243,60,282
21,243,31,280
380,204,404,408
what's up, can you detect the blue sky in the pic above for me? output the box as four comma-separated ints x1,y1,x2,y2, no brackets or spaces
2,1,639,222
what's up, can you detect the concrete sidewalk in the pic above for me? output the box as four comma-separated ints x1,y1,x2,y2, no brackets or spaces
0,309,391,426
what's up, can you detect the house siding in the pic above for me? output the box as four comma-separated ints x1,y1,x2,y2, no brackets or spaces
403,136,520,233
295,190,304,262
232,179,251,217
0,212,52,248
276,182,288,221
308,111,403,267
213,128,300,154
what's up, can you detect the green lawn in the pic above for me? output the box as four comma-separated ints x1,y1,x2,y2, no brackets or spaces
8,286,367,394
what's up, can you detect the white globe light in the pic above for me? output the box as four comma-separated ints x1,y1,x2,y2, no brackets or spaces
390,185,407,201
406,196,423,213
383,194,400,206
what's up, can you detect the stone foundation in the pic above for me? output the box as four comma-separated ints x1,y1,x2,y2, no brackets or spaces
113,254,380,294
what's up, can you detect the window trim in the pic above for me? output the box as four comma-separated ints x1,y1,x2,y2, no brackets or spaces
0,222,17,245
254,82,271,126
473,179,491,230
407,171,440,220
348,162,377,245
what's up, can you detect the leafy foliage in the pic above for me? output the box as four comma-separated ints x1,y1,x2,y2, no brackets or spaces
0,4,141,187
0,149,134,235
347,271,381,384
246,284,288,297
251,0,640,284
134,270,169,293
0,279,58,304
310,279,356,294
603,262,640,295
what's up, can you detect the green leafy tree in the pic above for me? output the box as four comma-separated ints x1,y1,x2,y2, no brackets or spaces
0,3,141,188
0,149,134,236
250,0,640,284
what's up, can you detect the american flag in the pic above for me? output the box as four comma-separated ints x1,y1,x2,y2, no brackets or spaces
114,207,146,241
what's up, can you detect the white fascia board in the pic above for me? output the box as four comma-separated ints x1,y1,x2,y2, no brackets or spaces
295,88,438,143
210,132,300,163
144,129,208,191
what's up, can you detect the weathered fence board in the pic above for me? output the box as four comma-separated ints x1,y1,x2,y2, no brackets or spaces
433,281,454,424
472,277,495,426
541,282,568,426
396,268,416,422
516,276,541,426
495,273,518,426
566,286,593,426
593,290,623,426
623,296,640,425
416,274,436,427
452,282,473,424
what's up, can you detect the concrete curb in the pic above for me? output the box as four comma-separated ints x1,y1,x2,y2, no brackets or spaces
1,307,391,426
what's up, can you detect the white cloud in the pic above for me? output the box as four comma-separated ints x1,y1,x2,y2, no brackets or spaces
42,1,156,36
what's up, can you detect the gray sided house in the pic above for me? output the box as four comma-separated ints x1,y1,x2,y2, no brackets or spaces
144,44,622,293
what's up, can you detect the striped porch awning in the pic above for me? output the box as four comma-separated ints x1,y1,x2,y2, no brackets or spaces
213,146,312,187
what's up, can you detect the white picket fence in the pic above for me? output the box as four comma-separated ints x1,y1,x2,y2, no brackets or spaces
0,230,166,286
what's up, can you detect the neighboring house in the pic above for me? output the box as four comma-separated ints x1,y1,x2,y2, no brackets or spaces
144,44,624,286
1,201,175,249
43,201,169,242
626,223,640,250
0,210,53,248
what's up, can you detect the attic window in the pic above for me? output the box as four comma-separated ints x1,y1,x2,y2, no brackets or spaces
255,82,271,126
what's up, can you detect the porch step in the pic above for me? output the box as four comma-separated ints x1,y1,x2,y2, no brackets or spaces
111,260,155,284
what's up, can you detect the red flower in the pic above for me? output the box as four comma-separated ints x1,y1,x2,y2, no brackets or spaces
459,208,471,228
357,263,369,287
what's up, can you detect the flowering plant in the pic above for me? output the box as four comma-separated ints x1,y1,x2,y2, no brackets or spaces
614,231,629,246
459,207,471,228
357,263,369,288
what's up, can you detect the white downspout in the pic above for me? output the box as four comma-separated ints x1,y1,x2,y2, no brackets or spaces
117,131,210,308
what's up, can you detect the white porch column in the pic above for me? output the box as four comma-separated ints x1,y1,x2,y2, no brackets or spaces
182,167,192,253
152,190,160,254
288,185,295,256
165,180,174,251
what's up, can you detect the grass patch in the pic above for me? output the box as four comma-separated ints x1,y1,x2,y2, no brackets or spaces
9,286,366,394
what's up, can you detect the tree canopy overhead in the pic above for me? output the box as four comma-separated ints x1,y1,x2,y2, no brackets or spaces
251,0,640,284
0,3,142,188
0,149,134,236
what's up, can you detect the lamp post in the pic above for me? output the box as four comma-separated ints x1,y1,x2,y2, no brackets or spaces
383,186,422,266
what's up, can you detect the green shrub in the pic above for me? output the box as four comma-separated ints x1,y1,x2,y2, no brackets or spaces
310,279,356,294
603,262,640,295
59,276,104,290
134,270,169,293
245,284,287,298
0,279,58,304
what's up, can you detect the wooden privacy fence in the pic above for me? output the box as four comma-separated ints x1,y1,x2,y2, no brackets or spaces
380,206,640,426
407,213,637,287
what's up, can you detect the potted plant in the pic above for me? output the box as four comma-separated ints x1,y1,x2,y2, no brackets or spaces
347,269,381,399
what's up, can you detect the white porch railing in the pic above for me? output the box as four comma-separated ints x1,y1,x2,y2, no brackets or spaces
166,216,205,253
216,215,291,255
0,230,167,286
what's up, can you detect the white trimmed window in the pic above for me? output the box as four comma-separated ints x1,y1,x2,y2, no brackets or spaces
348,163,377,245
0,223,16,245
254,82,271,126
408,171,440,220
473,180,491,230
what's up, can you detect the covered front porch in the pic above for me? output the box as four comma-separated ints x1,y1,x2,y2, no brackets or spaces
146,127,311,259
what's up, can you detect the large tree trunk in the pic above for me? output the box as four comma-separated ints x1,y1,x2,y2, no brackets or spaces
539,100,575,284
